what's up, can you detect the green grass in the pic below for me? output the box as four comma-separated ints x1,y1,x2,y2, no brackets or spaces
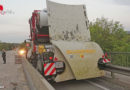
0,42,19,51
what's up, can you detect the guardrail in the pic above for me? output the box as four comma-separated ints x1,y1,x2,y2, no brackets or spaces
22,58,55,90
103,64,130,76
108,52,130,67
103,52,130,78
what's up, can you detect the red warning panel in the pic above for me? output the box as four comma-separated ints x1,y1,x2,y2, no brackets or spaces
44,63,56,76
103,59,110,63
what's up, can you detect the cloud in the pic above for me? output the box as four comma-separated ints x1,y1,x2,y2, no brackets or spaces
113,0,130,6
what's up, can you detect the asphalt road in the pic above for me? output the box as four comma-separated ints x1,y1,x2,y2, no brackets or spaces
0,50,29,90
2,51,129,90
52,77,130,90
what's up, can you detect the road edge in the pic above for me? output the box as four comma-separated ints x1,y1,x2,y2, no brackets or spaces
22,58,55,90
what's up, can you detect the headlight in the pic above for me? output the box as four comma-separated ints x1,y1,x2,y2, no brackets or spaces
18,49,26,56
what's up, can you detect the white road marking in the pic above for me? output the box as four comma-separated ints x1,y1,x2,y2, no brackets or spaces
87,80,110,90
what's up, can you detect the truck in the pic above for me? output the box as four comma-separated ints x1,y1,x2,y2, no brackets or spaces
27,0,110,82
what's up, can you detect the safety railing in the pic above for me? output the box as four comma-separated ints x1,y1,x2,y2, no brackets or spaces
107,52,130,67
102,52,130,78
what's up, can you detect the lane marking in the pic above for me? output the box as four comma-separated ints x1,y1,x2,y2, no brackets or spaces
87,80,110,90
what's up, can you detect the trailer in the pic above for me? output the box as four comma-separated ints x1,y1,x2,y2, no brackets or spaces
27,0,110,82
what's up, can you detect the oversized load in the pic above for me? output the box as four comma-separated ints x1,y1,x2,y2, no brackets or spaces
27,0,110,82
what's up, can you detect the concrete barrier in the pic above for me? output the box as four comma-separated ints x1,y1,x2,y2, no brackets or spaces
22,59,55,90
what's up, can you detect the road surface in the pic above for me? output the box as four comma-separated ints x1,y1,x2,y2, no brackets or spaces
0,50,29,90
52,77,130,90
1,50,130,90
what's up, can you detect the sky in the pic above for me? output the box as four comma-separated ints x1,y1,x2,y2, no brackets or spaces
0,0,130,43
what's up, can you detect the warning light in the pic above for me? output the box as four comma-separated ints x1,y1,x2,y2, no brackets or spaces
18,49,26,56
105,53,108,57
54,57,58,61
49,57,53,60
26,43,30,47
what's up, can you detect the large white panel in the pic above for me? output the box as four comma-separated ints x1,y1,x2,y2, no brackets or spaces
47,0,91,41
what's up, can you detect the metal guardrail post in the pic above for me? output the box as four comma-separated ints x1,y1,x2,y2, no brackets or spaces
104,52,130,78
121,54,123,66
126,56,128,67
111,72,115,79
103,64,130,76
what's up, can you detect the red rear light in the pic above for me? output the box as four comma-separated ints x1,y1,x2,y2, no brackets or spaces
102,55,105,58
105,53,108,57
26,43,30,47
49,57,53,60
54,57,58,61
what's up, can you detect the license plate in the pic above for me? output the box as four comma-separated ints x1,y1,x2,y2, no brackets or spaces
55,62,64,68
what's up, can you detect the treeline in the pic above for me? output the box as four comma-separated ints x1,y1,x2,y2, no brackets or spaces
89,17,130,52
0,42,19,51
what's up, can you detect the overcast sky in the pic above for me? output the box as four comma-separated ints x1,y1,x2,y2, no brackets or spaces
0,0,130,43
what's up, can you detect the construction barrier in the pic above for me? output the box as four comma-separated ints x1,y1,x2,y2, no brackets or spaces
15,55,22,64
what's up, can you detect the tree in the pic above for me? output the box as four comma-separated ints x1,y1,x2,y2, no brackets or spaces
89,17,129,52
0,42,19,50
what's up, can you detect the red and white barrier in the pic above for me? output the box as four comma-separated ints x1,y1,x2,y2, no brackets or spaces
44,63,56,76
103,59,110,63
